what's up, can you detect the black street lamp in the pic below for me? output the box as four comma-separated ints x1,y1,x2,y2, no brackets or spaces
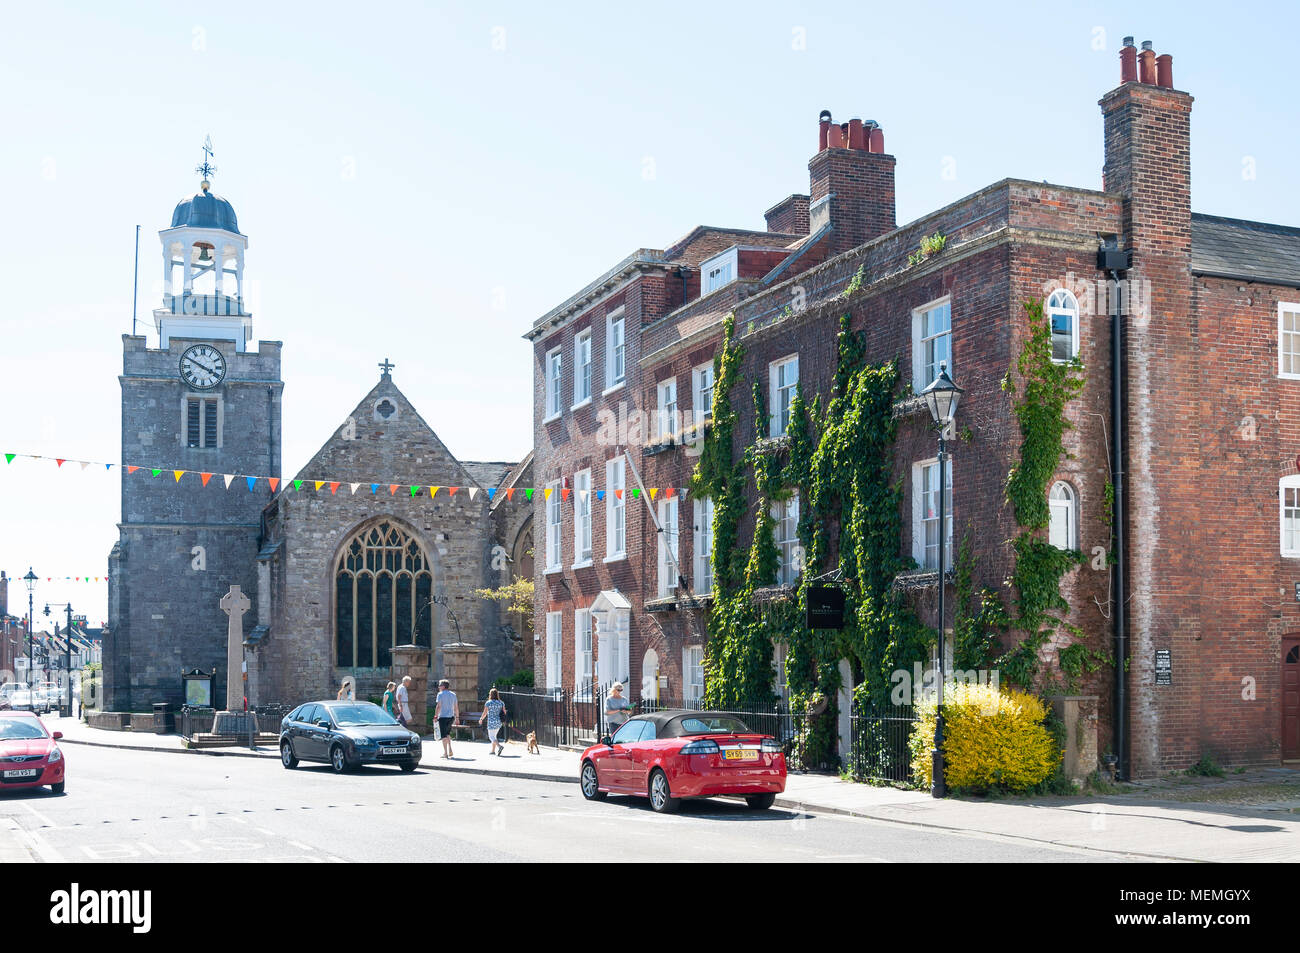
919,362,963,799
22,568,37,687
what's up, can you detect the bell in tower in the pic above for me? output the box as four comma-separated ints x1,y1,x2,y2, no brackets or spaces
155,136,253,351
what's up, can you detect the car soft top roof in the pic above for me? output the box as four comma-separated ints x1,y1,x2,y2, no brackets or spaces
628,710,755,738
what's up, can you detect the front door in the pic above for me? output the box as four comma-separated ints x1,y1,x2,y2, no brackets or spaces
1284,638,1300,761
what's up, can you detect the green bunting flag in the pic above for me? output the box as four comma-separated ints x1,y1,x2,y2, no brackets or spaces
293,480,303,491
151,469,162,477
410,486,421,497
4,454,13,464
631,488,641,499
525,488,534,500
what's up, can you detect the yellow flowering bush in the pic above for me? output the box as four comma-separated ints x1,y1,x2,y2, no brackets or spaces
910,682,1061,793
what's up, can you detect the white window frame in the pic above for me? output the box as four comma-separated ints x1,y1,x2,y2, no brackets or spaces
573,469,592,567
658,497,679,599
771,491,801,585
773,641,789,701
544,347,563,421
693,496,714,594
1046,289,1081,363
912,296,953,393
573,329,593,408
701,248,738,295
545,479,562,572
546,612,563,692
683,645,705,702
912,459,953,571
605,308,626,392
769,354,799,438
605,457,626,561
1281,476,1300,557
657,378,678,440
1048,481,1078,550
574,608,593,695
693,361,715,421
1279,302,1300,380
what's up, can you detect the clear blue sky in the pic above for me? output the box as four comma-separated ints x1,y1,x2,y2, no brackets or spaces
1,0,1296,628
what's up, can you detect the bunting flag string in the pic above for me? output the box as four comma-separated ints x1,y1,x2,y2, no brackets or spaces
0,450,691,503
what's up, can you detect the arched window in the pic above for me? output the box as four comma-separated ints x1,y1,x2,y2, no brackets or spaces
1048,482,1078,550
335,520,433,668
1046,289,1080,362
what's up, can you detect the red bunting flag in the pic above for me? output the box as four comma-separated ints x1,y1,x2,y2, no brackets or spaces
561,488,571,502
330,482,340,494
665,487,676,499
56,459,65,467
200,472,212,487
268,477,280,492
448,487,458,497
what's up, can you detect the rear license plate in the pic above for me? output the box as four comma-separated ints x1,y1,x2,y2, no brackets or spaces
381,747,407,756
3,769,39,779
723,749,758,762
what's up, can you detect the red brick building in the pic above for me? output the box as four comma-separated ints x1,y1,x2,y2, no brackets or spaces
528,39,1300,776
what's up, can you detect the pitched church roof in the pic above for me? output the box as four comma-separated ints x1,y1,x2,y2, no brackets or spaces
289,373,513,489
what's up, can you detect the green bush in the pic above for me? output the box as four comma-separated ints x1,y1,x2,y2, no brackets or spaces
492,669,534,691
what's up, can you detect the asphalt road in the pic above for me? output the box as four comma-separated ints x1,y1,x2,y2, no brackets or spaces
0,745,1129,862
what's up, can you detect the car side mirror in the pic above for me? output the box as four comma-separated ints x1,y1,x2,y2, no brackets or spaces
317,720,331,729
52,731,63,740
601,735,613,747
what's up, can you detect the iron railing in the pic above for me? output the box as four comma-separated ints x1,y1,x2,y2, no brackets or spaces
179,703,293,740
496,679,608,749
847,702,917,783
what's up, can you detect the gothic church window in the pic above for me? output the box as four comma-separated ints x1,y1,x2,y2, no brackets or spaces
335,521,433,667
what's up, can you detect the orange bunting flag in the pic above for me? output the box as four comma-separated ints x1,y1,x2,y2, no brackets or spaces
174,470,185,482
330,482,340,494
127,466,139,474
448,486,458,497
562,487,572,502
200,472,212,487
268,477,280,492
389,484,399,495
665,487,676,499
615,489,624,500
505,488,515,501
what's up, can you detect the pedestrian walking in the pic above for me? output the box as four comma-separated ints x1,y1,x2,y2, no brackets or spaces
434,679,458,759
336,679,355,702
479,688,508,756
382,681,397,720
605,682,632,734
396,676,413,729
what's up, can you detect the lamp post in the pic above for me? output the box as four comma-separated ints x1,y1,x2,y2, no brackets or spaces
23,569,37,687
919,363,964,799
44,602,74,717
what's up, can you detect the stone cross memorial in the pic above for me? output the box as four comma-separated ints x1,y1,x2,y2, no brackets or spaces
219,585,251,712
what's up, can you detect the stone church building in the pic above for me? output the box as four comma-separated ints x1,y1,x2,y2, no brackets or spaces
105,171,531,712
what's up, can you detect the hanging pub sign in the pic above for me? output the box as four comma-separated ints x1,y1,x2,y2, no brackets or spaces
806,585,846,630
1155,649,1172,686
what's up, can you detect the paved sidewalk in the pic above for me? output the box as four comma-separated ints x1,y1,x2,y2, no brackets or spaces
44,716,1300,862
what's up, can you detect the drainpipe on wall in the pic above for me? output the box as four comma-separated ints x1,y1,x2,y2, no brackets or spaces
1099,241,1133,781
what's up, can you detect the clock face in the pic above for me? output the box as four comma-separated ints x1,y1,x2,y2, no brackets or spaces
179,345,227,390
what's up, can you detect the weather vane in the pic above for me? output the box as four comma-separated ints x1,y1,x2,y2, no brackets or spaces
195,135,217,186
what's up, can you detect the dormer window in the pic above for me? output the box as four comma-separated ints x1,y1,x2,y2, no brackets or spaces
701,249,738,295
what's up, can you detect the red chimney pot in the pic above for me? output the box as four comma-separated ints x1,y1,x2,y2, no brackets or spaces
1156,53,1173,89
868,126,884,154
826,122,845,150
1120,42,1138,83
1138,47,1157,84
847,118,865,150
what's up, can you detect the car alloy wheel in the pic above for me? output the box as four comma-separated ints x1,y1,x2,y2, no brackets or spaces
649,769,679,814
580,761,606,800
330,744,349,774
281,741,298,769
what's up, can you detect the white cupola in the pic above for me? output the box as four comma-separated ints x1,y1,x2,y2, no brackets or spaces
154,137,252,351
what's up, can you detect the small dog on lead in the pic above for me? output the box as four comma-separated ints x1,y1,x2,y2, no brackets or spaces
526,731,540,755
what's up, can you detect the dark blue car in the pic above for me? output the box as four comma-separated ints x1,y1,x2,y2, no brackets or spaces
280,701,422,774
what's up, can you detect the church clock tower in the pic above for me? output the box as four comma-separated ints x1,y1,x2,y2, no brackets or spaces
106,141,283,711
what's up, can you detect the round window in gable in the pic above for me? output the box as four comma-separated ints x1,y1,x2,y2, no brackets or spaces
374,398,397,421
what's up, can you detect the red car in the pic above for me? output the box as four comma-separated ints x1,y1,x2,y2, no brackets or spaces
0,712,66,794
580,710,786,813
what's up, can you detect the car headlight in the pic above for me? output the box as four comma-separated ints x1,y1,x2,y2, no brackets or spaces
352,736,376,747
409,734,421,745
47,747,62,764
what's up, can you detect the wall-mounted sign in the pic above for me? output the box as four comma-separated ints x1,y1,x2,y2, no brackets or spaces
807,586,846,630
1155,649,1172,686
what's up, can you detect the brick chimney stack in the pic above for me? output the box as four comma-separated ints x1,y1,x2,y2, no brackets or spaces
1099,38,1194,779
808,109,897,257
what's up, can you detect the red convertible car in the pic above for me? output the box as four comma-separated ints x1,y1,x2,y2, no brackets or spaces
0,711,66,794
580,710,786,812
